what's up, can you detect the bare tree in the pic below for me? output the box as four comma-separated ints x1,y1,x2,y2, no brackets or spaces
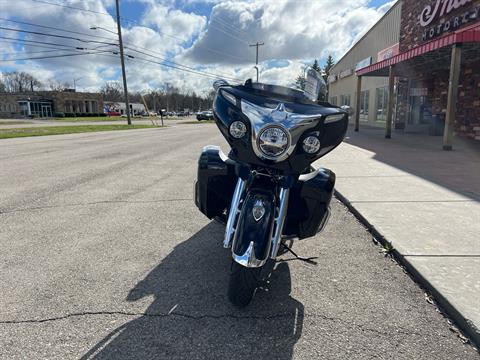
1,71,42,92
100,81,124,101
47,79,70,91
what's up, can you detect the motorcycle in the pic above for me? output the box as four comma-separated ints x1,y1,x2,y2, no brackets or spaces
194,72,348,307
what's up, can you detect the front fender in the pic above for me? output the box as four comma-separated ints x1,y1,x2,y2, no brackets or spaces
232,188,276,267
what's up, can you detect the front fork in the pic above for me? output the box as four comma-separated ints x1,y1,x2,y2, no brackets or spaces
223,177,290,266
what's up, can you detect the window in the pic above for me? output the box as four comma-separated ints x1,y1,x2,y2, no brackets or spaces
330,96,337,105
340,94,351,107
375,87,388,122
360,90,369,122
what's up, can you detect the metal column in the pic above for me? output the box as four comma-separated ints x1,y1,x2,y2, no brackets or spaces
443,43,462,151
354,76,362,132
385,65,395,139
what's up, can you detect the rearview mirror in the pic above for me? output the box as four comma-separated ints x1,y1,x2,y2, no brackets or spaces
213,79,229,91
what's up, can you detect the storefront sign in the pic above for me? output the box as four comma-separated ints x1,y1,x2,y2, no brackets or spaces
420,0,480,41
377,43,400,61
339,68,353,79
420,0,473,26
355,57,372,70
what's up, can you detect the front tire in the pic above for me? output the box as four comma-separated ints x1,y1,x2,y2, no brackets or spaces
227,261,263,307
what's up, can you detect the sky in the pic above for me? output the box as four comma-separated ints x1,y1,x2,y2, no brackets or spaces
0,0,396,95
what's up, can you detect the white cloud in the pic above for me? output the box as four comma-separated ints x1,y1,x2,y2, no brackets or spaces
0,0,395,94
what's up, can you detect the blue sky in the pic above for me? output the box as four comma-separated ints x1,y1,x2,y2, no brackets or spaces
0,0,395,92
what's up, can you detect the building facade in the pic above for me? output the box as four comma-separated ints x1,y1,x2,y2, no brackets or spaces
329,0,480,146
0,90,103,118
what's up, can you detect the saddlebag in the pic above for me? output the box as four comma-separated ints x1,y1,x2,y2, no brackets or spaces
284,168,335,239
195,146,237,219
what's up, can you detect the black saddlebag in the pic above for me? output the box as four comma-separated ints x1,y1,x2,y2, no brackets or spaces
284,168,335,239
195,146,237,219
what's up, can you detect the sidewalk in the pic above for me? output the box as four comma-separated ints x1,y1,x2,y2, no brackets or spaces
319,125,480,346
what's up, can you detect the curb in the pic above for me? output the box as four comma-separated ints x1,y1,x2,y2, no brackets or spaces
334,189,480,348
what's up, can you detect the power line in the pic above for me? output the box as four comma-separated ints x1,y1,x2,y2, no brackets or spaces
0,39,85,51
124,47,242,82
211,16,250,39
0,17,119,42
125,55,241,82
23,0,251,62
0,20,244,81
0,50,118,62
0,35,95,49
1,34,242,82
0,26,118,46
0,36,117,52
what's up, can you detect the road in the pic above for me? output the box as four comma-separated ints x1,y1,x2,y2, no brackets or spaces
0,124,478,359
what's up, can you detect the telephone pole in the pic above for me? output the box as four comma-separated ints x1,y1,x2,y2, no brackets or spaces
249,41,264,82
115,0,131,125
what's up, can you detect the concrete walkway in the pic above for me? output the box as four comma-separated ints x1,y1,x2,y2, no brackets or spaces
318,125,480,346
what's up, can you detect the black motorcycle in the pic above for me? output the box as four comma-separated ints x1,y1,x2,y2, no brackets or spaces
194,77,348,307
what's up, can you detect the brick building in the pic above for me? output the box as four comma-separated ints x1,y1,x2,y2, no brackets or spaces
329,0,480,148
0,90,103,118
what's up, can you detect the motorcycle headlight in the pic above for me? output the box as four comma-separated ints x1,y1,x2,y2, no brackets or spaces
230,121,247,138
258,126,289,159
302,136,321,154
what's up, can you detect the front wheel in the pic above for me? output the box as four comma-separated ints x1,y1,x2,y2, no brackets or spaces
227,261,263,307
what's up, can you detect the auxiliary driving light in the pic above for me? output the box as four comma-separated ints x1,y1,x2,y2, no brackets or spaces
302,136,321,154
230,121,247,138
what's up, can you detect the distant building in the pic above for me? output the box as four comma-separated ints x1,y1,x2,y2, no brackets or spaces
0,89,103,118
104,101,146,116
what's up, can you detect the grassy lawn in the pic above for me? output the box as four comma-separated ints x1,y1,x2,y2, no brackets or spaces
54,116,126,122
0,124,162,139
0,121,33,125
53,116,183,122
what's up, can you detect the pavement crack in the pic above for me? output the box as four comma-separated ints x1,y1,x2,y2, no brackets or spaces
0,310,429,338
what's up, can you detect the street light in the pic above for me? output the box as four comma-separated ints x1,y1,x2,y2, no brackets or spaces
73,77,83,92
89,26,118,35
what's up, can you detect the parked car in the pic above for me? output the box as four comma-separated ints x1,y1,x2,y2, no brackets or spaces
106,111,121,116
196,110,214,121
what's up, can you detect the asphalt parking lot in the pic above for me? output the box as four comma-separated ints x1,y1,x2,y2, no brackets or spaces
0,124,478,359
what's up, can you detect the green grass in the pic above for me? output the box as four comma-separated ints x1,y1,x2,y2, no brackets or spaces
0,124,162,139
54,116,126,122
53,116,191,122
0,121,33,125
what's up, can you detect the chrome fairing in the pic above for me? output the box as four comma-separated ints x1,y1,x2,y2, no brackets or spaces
241,99,322,163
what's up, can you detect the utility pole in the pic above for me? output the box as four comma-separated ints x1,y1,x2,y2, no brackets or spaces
249,41,264,82
115,0,131,125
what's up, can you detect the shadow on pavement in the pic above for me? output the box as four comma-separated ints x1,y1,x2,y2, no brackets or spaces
81,222,303,359
343,125,480,200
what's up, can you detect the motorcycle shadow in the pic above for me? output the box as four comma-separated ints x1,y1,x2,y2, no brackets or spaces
81,221,304,360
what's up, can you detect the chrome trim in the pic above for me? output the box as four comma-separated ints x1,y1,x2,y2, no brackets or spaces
317,206,331,233
324,113,346,124
223,178,246,248
241,99,322,163
270,187,290,259
232,241,265,267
